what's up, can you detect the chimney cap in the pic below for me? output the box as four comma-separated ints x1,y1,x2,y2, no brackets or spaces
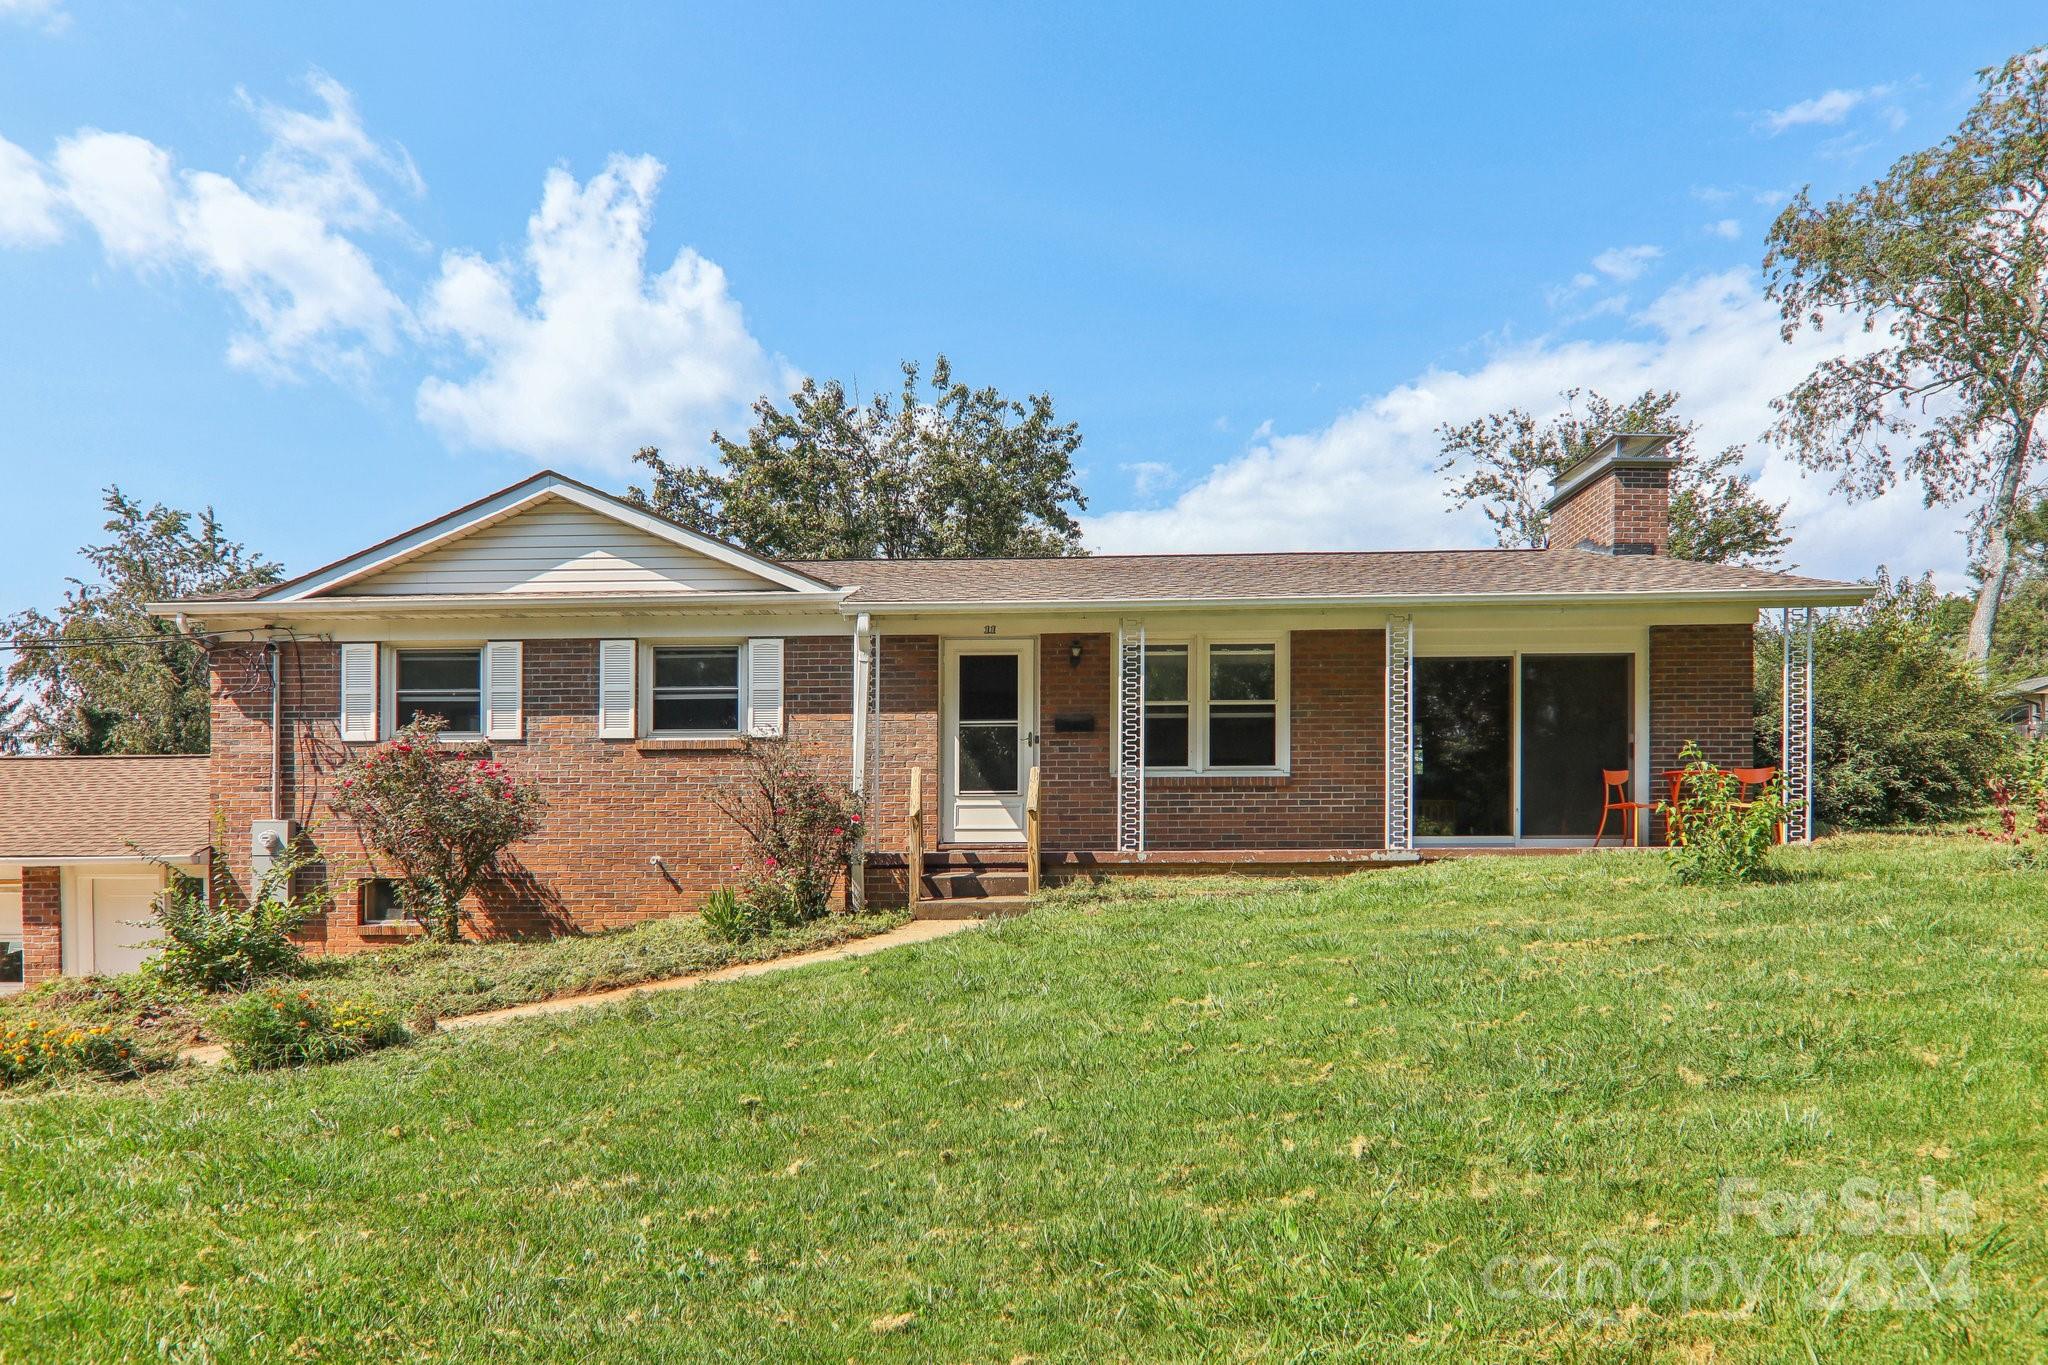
1544,430,1683,511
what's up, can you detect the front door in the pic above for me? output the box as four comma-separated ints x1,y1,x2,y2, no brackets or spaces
942,641,1037,843
87,874,160,975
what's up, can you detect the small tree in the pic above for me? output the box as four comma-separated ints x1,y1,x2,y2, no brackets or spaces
712,737,863,924
330,716,545,941
1659,742,1793,885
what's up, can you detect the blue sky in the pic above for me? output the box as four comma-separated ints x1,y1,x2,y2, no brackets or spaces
0,2,2038,611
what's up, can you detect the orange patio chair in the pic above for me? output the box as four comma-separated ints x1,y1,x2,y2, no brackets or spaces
1728,765,1783,843
1594,770,1654,848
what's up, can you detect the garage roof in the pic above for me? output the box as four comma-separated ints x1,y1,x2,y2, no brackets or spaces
0,755,210,862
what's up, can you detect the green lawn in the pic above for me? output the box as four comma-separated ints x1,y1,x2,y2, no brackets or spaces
3,837,2044,1361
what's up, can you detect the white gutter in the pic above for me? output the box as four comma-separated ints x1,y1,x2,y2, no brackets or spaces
845,586,1872,613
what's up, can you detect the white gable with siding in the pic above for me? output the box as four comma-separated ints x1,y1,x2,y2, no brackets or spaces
352,497,782,596
252,474,835,602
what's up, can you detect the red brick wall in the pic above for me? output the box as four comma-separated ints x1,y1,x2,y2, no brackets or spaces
210,635,892,952
1146,629,1385,849
1549,465,1670,555
1014,629,1386,852
20,866,60,983
1648,622,1757,840
1038,633,1115,848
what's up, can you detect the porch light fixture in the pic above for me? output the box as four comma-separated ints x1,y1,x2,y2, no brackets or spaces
1069,638,1084,669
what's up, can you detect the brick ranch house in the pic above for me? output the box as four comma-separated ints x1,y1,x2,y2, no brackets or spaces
0,433,1864,984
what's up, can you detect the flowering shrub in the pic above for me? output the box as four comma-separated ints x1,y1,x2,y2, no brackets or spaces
331,715,545,941
712,737,863,924
213,989,408,1070
1659,742,1792,885
1973,743,2048,865
151,845,325,991
0,1017,139,1087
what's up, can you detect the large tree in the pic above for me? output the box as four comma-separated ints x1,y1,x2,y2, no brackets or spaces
1764,47,2048,664
1435,388,1792,564
3,489,281,754
628,355,1087,559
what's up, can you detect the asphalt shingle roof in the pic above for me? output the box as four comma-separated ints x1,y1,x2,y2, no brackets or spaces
0,755,210,861
791,548,1857,605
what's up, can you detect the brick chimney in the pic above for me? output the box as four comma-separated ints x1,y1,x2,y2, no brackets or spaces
1544,431,1681,555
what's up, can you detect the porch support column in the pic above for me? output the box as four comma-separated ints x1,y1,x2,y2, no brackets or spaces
1384,614,1414,851
1780,607,1815,843
1116,618,1146,854
848,613,876,909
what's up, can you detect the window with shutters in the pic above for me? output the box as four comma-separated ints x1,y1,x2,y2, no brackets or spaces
392,648,483,735
650,645,743,735
1139,635,1289,775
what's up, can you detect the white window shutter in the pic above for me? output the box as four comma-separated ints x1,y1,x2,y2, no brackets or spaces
597,639,637,739
484,641,523,740
746,638,785,736
340,643,379,742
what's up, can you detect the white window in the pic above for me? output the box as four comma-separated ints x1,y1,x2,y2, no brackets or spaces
391,648,483,735
650,646,743,734
1140,636,1288,774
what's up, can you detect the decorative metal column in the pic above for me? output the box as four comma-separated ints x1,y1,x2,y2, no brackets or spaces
1384,614,1414,851
1116,618,1146,854
849,617,880,908
1780,607,1816,843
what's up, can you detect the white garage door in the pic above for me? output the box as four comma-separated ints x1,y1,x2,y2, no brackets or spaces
87,875,160,976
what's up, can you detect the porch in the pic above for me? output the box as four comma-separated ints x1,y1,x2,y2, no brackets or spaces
849,608,1818,910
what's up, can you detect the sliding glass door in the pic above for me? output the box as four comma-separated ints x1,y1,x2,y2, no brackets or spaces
1414,657,1513,839
1412,651,1634,842
1518,654,1632,838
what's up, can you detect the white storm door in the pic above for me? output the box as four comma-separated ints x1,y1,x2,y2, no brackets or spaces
942,641,1037,843
87,875,160,976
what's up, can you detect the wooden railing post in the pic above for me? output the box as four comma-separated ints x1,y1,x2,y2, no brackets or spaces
907,766,925,916
1025,764,1042,896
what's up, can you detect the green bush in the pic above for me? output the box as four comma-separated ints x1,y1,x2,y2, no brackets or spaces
699,887,770,944
1660,742,1791,884
151,847,325,992
0,1016,141,1087
1756,572,2012,828
213,989,408,1070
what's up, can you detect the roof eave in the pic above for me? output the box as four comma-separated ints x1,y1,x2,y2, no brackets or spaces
147,588,857,622
854,586,1873,612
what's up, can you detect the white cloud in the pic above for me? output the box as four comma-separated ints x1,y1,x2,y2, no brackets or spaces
1761,84,1895,134
1706,218,1741,240
27,76,415,379
1122,460,1178,498
1592,244,1662,283
0,0,68,34
0,135,62,244
416,154,783,469
1085,269,1972,587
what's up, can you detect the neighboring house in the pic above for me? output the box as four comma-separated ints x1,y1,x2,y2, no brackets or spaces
2001,677,2048,740
8,433,1866,982
0,755,210,988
